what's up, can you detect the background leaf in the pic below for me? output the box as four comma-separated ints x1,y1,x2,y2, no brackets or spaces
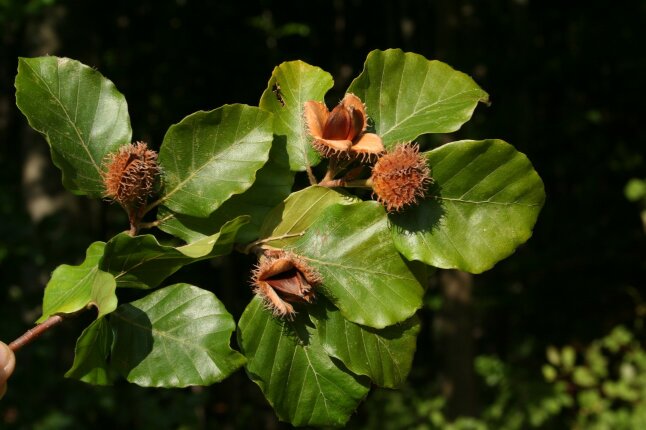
391,139,546,273
259,60,333,171
65,317,113,385
237,296,370,427
110,283,245,387
311,297,421,388
158,138,294,244
100,216,248,289
157,104,273,217
38,242,117,323
288,202,424,329
347,49,489,148
15,56,131,196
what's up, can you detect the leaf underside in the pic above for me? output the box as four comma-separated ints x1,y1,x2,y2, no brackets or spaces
38,242,117,323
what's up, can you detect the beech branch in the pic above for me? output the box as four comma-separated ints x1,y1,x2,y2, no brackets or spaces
8,315,64,352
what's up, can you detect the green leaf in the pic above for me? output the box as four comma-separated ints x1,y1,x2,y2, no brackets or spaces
157,104,273,217
311,297,420,388
259,185,357,248
15,56,131,196
65,317,113,385
238,296,369,427
347,49,489,148
110,283,245,387
573,367,597,388
391,139,545,274
158,137,294,244
101,216,248,289
38,242,117,323
290,202,424,328
259,60,333,171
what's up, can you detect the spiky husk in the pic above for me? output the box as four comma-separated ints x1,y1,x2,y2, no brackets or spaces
371,143,432,212
251,250,321,319
103,142,159,208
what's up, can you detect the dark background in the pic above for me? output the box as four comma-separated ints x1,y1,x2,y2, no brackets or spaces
1,0,644,428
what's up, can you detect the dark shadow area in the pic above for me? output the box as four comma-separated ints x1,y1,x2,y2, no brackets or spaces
389,182,446,234
108,304,153,380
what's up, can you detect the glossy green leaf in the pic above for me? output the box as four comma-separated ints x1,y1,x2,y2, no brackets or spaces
101,216,248,289
15,56,131,196
391,139,545,273
38,242,117,323
289,202,424,328
110,283,245,387
65,317,113,385
347,49,489,148
259,185,357,248
158,137,294,244
238,296,369,427
311,297,421,388
157,104,273,217
259,60,333,171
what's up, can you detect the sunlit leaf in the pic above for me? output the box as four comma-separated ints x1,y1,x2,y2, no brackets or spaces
259,186,357,248
238,296,369,427
347,49,489,148
259,61,333,171
311,297,421,388
65,317,113,385
38,242,117,323
110,284,245,387
158,138,294,244
391,139,545,273
157,104,273,217
15,56,131,196
101,216,248,289
287,201,424,329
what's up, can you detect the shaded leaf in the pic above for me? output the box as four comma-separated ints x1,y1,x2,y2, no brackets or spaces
38,242,117,323
259,60,333,171
311,297,421,388
347,49,489,148
65,317,113,385
238,296,369,427
101,216,248,289
157,104,273,217
15,56,131,196
391,139,545,273
158,137,294,244
289,202,424,328
110,283,245,387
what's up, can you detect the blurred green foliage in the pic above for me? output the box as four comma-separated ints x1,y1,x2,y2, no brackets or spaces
1,0,645,428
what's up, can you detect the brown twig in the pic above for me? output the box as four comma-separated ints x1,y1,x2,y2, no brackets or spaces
8,315,64,352
318,178,373,188
305,164,317,185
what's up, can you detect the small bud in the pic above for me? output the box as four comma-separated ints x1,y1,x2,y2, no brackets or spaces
371,143,432,212
103,142,160,208
251,251,321,319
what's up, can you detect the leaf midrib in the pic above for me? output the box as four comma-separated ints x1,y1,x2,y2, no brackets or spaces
159,111,270,205
24,60,102,176
381,88,486,140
